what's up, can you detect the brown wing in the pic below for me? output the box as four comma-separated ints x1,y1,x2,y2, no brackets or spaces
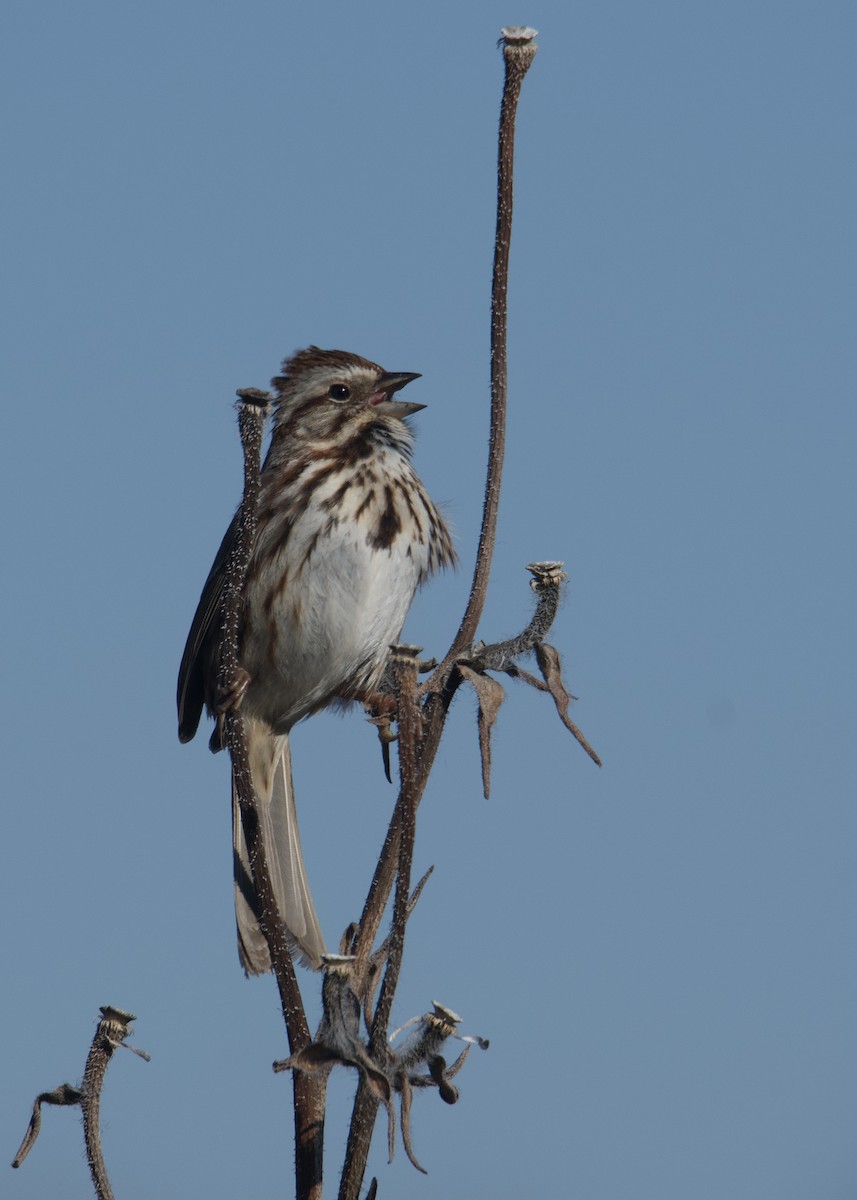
176,510,240,743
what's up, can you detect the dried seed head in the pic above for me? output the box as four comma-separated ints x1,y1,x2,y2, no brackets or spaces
500,25,538,44
321,953,357,974
430,1001,462,1026
527,560,568,591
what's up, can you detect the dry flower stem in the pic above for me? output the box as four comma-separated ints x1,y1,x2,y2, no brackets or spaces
12,1007,146,1200
370,645,421,1041
445,27,538,663
339,647,422,1199
339,29,538,1199
225,392,323,1200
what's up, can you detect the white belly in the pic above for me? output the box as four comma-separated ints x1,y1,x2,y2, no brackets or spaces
242,511,427,731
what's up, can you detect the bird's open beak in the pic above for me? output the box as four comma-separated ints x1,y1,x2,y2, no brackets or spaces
370,371,425,418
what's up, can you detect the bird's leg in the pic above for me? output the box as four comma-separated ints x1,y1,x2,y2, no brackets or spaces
359,690,399,784
209,667,252,753
215,666,251,714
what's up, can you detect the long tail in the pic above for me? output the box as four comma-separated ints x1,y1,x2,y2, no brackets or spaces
232,724,327,973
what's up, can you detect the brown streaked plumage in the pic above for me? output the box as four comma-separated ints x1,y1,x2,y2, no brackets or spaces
178,347,454,973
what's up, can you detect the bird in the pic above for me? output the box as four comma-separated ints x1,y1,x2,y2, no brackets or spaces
177,346,455,972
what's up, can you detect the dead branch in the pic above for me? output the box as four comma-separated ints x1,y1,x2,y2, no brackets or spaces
461,561,603,770
12,1006,149,1200
222,390,324,1200
339,28,539,1199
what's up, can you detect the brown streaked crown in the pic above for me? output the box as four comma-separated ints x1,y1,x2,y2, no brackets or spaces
271,346,383,393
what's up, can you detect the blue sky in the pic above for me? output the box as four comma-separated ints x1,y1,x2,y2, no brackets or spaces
3,2,856,1197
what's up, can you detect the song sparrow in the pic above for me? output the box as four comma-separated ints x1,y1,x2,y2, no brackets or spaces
177,347,455,973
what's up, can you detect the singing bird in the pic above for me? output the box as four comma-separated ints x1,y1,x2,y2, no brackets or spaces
177,347,454,972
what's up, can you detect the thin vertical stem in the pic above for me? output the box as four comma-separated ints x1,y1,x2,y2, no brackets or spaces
370,645,421,1041
339,647,421,1200
446,27,538,661
80,1007,145,1200
225,390,324,1200
340,30,538,1197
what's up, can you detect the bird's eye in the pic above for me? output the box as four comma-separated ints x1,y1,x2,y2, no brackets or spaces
328,383,351,402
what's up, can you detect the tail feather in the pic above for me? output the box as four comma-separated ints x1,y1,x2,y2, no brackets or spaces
233,728,327,973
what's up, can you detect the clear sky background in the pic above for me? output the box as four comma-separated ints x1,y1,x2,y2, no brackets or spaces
3,2,856,1198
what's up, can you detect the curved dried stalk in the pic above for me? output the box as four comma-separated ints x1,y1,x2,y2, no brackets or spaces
445,26,539,663
12,1006,149,1200
224,391,323,1200
216,27,551,1200
338,28,539,1200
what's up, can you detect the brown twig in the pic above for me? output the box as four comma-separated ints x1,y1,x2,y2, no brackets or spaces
443,26,538,665
12,1085,82,1170
338,646,424,1199
12,1006,149,1200
339,29,538,1198
370,645,422,1041
462,562,603,769
223,390,324,1200
349,26,541,972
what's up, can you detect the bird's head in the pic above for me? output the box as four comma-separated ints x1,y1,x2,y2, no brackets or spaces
271,346,424,442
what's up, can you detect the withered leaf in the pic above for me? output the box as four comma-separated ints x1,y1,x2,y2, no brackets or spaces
458,665,506,798
534,643,602,767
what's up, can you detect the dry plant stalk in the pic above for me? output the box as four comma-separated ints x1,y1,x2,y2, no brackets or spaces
15,24,601,1200
219,388,325,1198
218,23,597,1200
12,1006,150,1200
337,26,551,1200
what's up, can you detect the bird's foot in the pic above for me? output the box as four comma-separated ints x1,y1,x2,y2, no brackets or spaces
208,668,252,753
361,691,398,783
214,667,251,716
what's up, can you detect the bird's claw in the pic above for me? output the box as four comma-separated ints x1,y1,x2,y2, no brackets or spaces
363,694,399,784
208,668,252,753
214,667,251,716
